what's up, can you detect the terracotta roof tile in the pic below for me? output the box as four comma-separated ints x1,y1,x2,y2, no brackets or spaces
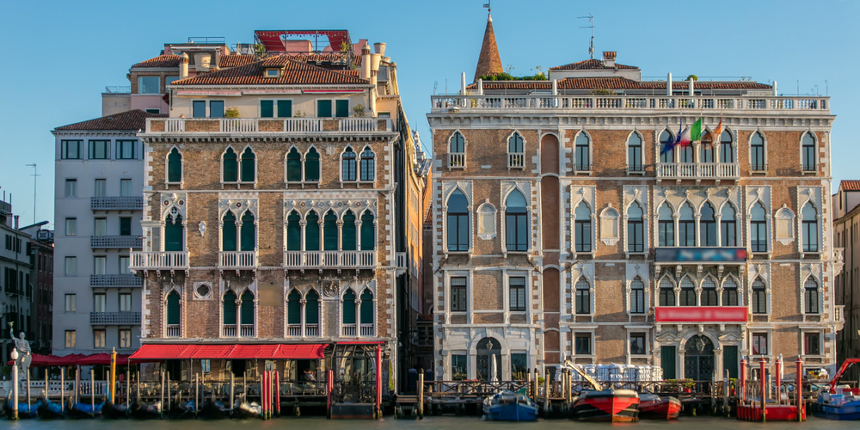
333,69,361,77
218,55,257,68
550,59,638,71
132,55,181,68
840,180,860,191
54,110,166,131
171,56,369,86
474,15,503,81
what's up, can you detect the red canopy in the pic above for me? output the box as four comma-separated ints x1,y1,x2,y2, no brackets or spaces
6,353,87,367
76,353,131,366
255,30,351,53
130,344,327,361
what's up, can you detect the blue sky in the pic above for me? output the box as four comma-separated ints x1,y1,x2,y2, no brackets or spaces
1,0,857,228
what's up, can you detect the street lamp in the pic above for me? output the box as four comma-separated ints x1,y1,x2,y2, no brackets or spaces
10,348,18,420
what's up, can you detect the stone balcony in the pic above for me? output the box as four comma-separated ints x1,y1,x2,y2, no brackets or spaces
283,250,375,270
130,251,189,272
144,117,394,135
656,162,740,182
218,251,257,271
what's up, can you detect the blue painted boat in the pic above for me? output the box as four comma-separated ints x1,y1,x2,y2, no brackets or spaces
482,390,538,421
4,396,42,419
813,358,860,420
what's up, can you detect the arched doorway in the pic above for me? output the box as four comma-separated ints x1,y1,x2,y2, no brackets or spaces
684,335,715,382
476,337,501,381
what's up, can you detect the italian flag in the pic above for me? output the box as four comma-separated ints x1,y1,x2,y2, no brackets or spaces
678,117,703,147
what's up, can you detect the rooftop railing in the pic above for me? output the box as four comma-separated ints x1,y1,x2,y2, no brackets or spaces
145,117,393,134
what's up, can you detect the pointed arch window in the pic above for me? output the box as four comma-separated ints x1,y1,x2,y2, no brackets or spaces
360,146,375,181
446,190,469,252
678,142,693,163
342,289,356,325
575,132,590,171
164,213,184,252
222,290,237,326
166,290,181,326
449,131,465,168
305,290,320,336
360,289,374,330
722,278,738,306
305,147,320,182
630,277,645,314
360,211,375,250
323,210,338,251
701,277,718,306
286,148,302,183
659,278,675,306
627,132,643,172
223,147,238,183
240,291,255,328
240,147,256,182
574,202,592,252
750,202,768,252
680,277,696,306
751,278,767,314
802,203,819,252
802,132,816,172
658,204,674,247
286,211,301,251
240,211,256,252
751,131,766,171
659,130,674,163
341,146,357,181
679,203,695,246
700,131,714,163
721,204,737,246
804,278,820,314
287,289,301,326
575,278,591,314
221,212,237,251
505,189,528,252
305,211,320,251
167,147,182,184
700,203,717,246
341,210,357,251
508,132,525,169
627,202,644,252
720,130,734,163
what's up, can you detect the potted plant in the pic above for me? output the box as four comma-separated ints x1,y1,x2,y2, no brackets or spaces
224,107,240,118
352,104,366,117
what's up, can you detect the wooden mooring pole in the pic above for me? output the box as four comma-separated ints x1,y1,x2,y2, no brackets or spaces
759,358,766,423
418,368,425,419
796,357,804,422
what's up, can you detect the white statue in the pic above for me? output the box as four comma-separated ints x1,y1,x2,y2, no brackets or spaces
9,322,31,379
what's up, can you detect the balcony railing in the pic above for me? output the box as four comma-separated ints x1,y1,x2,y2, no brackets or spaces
655,306,748,323
342,324,357,337
305,324,319,337
91,235,143,248
360,323,375,337
283,251,375,269
287,324,302,337
656,162,739,179
654,247,747,264
90,311,140,325
130,251,189,271
836,305,845,323
508,153,525,169
90,196,143,211
166,324,181,337
448,153,465,169
431,95,830,114
218,251,257,270
90,274,142,287
146,117,393,134
240,324,255,337
222,325,237,337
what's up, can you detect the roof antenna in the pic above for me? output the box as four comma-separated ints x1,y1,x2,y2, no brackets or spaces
578,14,595,59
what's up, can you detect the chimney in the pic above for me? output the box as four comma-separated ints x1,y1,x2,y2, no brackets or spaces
477,78,483,95
370,53,382,87
360,44,371,80
373,42,386,57
667,72,673,96
689,78,694,96
180,53,189,79
773,80,778,96
602,51,617,68
460,72,466,95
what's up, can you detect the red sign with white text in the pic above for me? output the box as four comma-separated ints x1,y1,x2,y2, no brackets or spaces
655,306,748,322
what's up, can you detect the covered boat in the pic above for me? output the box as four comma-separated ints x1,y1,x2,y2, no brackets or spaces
638,393,680,420
572,389,639,422
482,390,538,421
814,358,860,420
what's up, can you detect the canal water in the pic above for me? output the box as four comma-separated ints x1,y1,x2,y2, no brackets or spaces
1,416,853,430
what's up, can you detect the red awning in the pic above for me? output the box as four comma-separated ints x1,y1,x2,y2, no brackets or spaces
76,353,131,366
130,344,327,361
337,341,384,345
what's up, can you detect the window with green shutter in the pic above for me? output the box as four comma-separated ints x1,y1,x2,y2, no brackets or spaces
317,100,332,117
240,147,256,182
240,211,255,251
167,148,182,183
287,211,301,251
223,148,238,182
164,214,184,251
223,291,237,325
277,100,292,118
305,211,320,251
323,211,338,250
360,289,373,323
166,291,180,325
305,290,319,324
342,290,356,324
342,210,356,251
335,100,349,118
361,211,375,250
287,290,301,324
305,147,320,182
240,291,254,324
222,212,237,251
260,100,274,118
286,148,302,182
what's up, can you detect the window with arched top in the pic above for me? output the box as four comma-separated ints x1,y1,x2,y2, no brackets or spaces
447,190,469,252
720,130,734,163
575,132,590,171
775,207,795,244
574,202,592,252
658,204,674,247
477,204,497,239
680,277,696,306
721,204,738,246
240,147,256,182
305,211,320,251
659,130,674,163
600,207,620,244
323,210,338,251
630,277,645,314
449,132,465,168
286,211,301,251
167,147,182,184
223,290,237,326
627,202,644,252
360,146,375,181
751,278,767,314
802,132,816,172
751,131,766,171
627,132,643,172
305,147,320,182
342,289,356,325
223,147,238,182
679,202,695,246
802,204,819,252
700,203,717,246
360,211,375,250
508,132,525,168
678,141,693,163
575,278,591,314
341,146,357,181
164,213,184,252
240,290,254,326
341,210,357,251
222,212,237,251
722,278,738,306
287,289,301,326
505,190,528,252
804,278,820,314
166,290,181,327
286,148,302,183
240,211,256,252
659,278,675,306
701,277,718,306
750,202,768,252
700,131,714,163
360,289,374,327
305,290,320,334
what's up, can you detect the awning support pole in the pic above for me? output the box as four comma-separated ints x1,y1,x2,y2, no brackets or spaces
375,346,382,419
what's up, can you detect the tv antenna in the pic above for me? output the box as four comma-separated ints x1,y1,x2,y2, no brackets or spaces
26,163,39,225
578,14,595,59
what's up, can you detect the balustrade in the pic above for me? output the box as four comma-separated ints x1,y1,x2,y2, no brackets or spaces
130,251,189,271
166,324,180,337
283,250,375,269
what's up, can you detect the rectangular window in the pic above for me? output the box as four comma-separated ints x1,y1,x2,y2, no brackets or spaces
93,256,106,275
277,100,292,118
61,140,83,159
201,359,211,374
751,144,765,171
120,179,132,196
575,141,590,171
119,329,132,348
145,108,160,114
89,140,110,159
138,76,160,94
317,100,333,117
335,99,349,118
65,330,76,348
120,217,132,236
721,220,737,246
193,100,206,118
94,293,106,313
94,218,107,236
260,100,274,118
93,329,106,348
751,221,767,252
65,294,76,312
94,179,106,197
119,293,132,312
509,276,526,311
575,219,592,252
658,220,674,246
575,333,592,355
679,220,695,246
65,218,77,236
804,332,821,356
452,354,467,380
65,256,76,275
117,140,137,159
752,333,768,355
630,333,646,355
209,101,224,118
119,256,130,274
65,179,77,197
450,276,467,312
511,353,528,380
628,142,642,171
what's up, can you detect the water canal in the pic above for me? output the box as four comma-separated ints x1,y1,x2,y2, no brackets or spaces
1,416,853,430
